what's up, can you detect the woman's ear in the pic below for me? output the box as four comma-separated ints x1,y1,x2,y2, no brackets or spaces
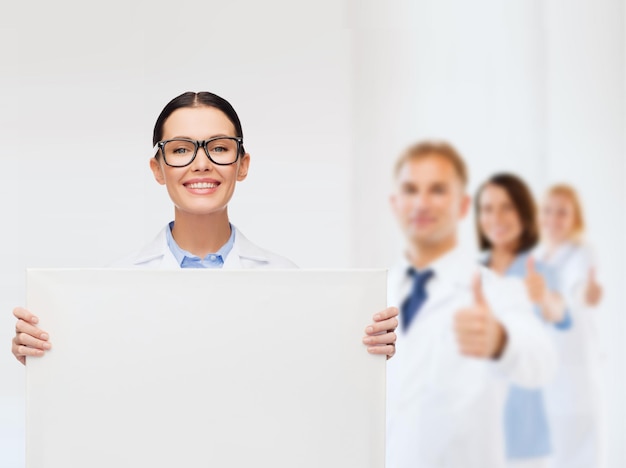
149,157,166,185
236,153,251,181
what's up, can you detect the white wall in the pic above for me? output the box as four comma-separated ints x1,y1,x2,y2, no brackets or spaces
1,1,624,467
544,2,625,466
349,1,625,467
349,0,549,266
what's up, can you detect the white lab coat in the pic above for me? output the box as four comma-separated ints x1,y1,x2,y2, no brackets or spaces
535,242,603,468
386,247,557,468
111,224,297,270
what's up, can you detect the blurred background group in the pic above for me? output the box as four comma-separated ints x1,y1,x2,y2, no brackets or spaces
394,142,607,467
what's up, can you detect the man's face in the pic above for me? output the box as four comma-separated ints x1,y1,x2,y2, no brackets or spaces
390,155,470,247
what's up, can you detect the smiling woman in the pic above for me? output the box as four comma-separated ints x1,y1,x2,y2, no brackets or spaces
11,91,399,364
145,93,256,262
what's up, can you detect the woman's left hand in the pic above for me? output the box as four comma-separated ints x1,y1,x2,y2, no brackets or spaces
362,307,399,359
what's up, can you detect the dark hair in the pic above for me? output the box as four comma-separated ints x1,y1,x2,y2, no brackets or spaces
152,91,245,155
475,173,539,253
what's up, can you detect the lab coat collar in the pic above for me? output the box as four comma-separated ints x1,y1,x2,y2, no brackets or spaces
481,249,533,275
223,228,273,268
130,225,273,269
394,245,477,290
535,241,579,267
429,247,478,289
391,245,481,331
132,228,169,265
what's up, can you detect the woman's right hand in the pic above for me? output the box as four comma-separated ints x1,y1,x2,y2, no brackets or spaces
524,257,548,305
11,307,51,365
584,268,603,307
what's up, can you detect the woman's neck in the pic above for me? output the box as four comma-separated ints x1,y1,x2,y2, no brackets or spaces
171,208,232,258
489,245,517,275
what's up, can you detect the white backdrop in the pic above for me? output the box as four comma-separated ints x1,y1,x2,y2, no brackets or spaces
1,1,624,467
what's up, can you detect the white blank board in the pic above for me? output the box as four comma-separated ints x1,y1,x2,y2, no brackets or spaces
26,269,386,468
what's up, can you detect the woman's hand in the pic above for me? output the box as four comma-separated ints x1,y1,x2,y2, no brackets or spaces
584,268,603,307
524,258,567,324
524,257,548,305
362,307,398,359
11,307,51,365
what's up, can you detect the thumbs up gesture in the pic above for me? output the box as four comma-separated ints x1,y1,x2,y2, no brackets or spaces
524,256,548,305
454,273,507,359
584,267,603,307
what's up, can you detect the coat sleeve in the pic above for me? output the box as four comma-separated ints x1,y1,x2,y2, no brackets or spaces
562,245,595,308
485,273,558,388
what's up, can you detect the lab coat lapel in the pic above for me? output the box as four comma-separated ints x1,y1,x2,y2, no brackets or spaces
396,278,458,371
536,242,576,269
222,227,272,269
115,223,296,270
222,241,244,269
124,227,180,270
157,246,181,270
404,248,475,327
393,249,475,389
415,279,458,319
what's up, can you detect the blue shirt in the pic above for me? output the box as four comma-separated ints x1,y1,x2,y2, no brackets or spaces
493,251,570,459
165,221,235,268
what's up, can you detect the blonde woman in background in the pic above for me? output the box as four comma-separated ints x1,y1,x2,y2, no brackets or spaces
535,184,603,468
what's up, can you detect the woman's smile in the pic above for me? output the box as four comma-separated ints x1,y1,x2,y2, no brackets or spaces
183,178,221,194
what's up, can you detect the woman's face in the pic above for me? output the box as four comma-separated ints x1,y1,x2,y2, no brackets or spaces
478,184,523,251
150,106,250,218
540,194,576,244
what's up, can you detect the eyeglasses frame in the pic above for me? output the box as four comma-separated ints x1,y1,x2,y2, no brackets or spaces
152,136,244,167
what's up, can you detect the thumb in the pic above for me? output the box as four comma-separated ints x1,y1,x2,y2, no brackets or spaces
588,267,597,283
472,271,487,307
526,255,536,275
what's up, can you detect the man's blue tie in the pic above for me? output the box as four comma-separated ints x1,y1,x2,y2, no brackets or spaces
401,268,435,330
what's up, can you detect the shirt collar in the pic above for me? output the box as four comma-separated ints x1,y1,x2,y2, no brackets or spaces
508,250,530,275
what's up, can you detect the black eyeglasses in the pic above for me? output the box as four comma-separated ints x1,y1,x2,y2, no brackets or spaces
153,136,243,167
